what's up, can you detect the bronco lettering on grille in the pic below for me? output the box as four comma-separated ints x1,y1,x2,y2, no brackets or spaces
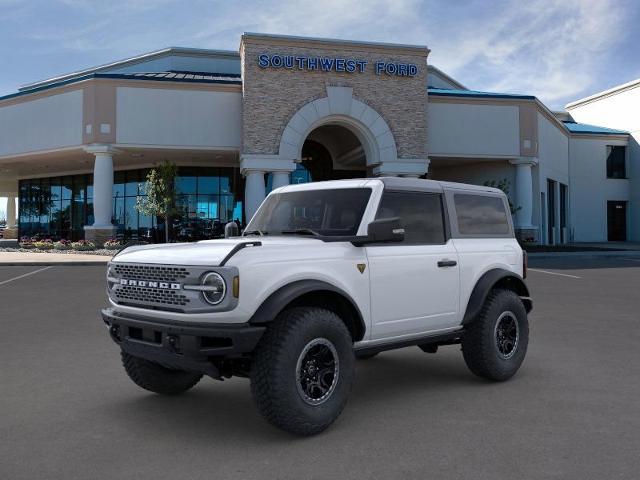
120,279,181,290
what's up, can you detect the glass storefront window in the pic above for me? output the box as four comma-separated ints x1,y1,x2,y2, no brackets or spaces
18,166,244,242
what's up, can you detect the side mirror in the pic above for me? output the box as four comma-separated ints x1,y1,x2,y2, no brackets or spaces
352,217,405,246
224,221,239,238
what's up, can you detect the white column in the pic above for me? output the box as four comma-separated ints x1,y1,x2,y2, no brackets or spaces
89,148,115,227
271,171,290,190
6,195,16,229
241,154,296,223
244,170,266,222
509,158,538,229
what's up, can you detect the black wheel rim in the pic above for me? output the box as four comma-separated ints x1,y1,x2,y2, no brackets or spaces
296,338,339,406
494,311,519,360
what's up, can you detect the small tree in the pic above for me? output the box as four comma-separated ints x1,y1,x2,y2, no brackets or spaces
136,161,178,243
483,178,520,214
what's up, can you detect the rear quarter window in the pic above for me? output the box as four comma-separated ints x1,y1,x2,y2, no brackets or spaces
453,193,510,236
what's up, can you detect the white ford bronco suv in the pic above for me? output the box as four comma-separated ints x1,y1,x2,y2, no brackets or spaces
102,178,532,435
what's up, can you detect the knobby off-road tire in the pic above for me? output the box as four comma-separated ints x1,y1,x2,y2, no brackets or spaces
462,289,529,381
121,351,203,395
250,307,355,436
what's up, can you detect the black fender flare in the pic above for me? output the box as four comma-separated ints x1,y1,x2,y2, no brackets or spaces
248,279,366,340
462,269,532,325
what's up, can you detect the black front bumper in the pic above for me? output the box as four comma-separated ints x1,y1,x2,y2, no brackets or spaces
101,308,265,378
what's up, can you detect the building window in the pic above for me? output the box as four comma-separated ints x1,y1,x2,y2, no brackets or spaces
18,167,243,242
606,146,626,179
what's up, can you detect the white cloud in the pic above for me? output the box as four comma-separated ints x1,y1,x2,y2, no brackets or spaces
4,0,635,108
423,0,631,107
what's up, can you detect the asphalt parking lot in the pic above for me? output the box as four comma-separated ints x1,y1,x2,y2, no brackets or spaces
1,257,639,479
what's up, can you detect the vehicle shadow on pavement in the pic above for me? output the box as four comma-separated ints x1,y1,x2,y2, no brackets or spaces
100,348,486,441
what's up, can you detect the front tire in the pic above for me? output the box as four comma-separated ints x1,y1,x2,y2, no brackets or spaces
121,351,203,395
250,307,355,436
461,289,529,381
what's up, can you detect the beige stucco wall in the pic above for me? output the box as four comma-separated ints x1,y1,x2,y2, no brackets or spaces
116,86,242,148
240,35,429,161
0,89,83,157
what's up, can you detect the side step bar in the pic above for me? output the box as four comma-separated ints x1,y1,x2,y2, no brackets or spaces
354,329,463,357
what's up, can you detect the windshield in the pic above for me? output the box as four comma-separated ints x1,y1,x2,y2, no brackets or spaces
245,188,372,237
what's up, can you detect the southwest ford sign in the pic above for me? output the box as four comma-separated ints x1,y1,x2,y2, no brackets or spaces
257,54,418,77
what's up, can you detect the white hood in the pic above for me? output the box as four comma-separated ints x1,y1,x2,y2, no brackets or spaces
111,237,322,266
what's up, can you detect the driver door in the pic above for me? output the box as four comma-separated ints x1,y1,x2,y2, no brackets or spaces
365,190,460,340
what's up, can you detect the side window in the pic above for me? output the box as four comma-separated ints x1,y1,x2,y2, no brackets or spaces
375,191,446,244
454,194,510,236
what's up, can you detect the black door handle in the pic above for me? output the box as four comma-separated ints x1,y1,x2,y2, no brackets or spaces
437,260,457,268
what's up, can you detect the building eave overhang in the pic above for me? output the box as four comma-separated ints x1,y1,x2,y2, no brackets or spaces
1,73,242,104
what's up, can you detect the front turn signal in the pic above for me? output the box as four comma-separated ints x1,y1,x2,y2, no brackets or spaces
233,276,240,298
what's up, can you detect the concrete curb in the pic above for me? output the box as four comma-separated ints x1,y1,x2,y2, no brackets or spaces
527,250,640,259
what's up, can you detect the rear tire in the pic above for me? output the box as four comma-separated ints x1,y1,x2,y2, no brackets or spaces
250,307,355,436
121,351,202,395
461,289,529,381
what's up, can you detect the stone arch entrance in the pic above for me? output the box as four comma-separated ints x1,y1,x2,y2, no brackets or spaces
278,86,398,170
241,86,428,220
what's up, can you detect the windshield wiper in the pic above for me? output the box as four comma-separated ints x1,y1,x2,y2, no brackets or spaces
243,229,267,236
280,228,321,237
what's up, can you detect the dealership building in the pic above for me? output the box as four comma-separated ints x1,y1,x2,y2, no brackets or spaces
0,33,637,244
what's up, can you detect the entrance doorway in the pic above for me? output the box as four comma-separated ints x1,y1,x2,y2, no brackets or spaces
300,124,367,182
607,201,627,241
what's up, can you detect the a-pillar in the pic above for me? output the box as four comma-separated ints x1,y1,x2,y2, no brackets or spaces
84,145,118,245
241,154,295,222
509,158,538,242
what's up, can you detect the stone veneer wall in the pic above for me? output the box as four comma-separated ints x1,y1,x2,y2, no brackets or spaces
241,36,429,161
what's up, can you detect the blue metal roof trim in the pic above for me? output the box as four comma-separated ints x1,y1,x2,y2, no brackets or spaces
428,87,536,100
562,121,628,135
0,72,242,102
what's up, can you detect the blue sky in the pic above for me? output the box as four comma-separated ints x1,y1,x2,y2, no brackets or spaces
1,0,639,218
1,0,639,108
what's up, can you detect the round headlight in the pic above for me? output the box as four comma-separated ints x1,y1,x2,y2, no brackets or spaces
201,272,226,305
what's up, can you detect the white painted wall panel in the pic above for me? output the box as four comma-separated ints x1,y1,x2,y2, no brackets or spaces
568,86,640,241
569,137,629,242
0,90,83,156
428,103,519,157
116,87,242,148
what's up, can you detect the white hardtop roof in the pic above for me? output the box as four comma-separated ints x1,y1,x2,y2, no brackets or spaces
272,177,503,195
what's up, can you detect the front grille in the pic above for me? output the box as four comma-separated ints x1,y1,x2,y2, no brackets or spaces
110,263,193,311
113,264,189,282
114,285,190,307
108,262,238,313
